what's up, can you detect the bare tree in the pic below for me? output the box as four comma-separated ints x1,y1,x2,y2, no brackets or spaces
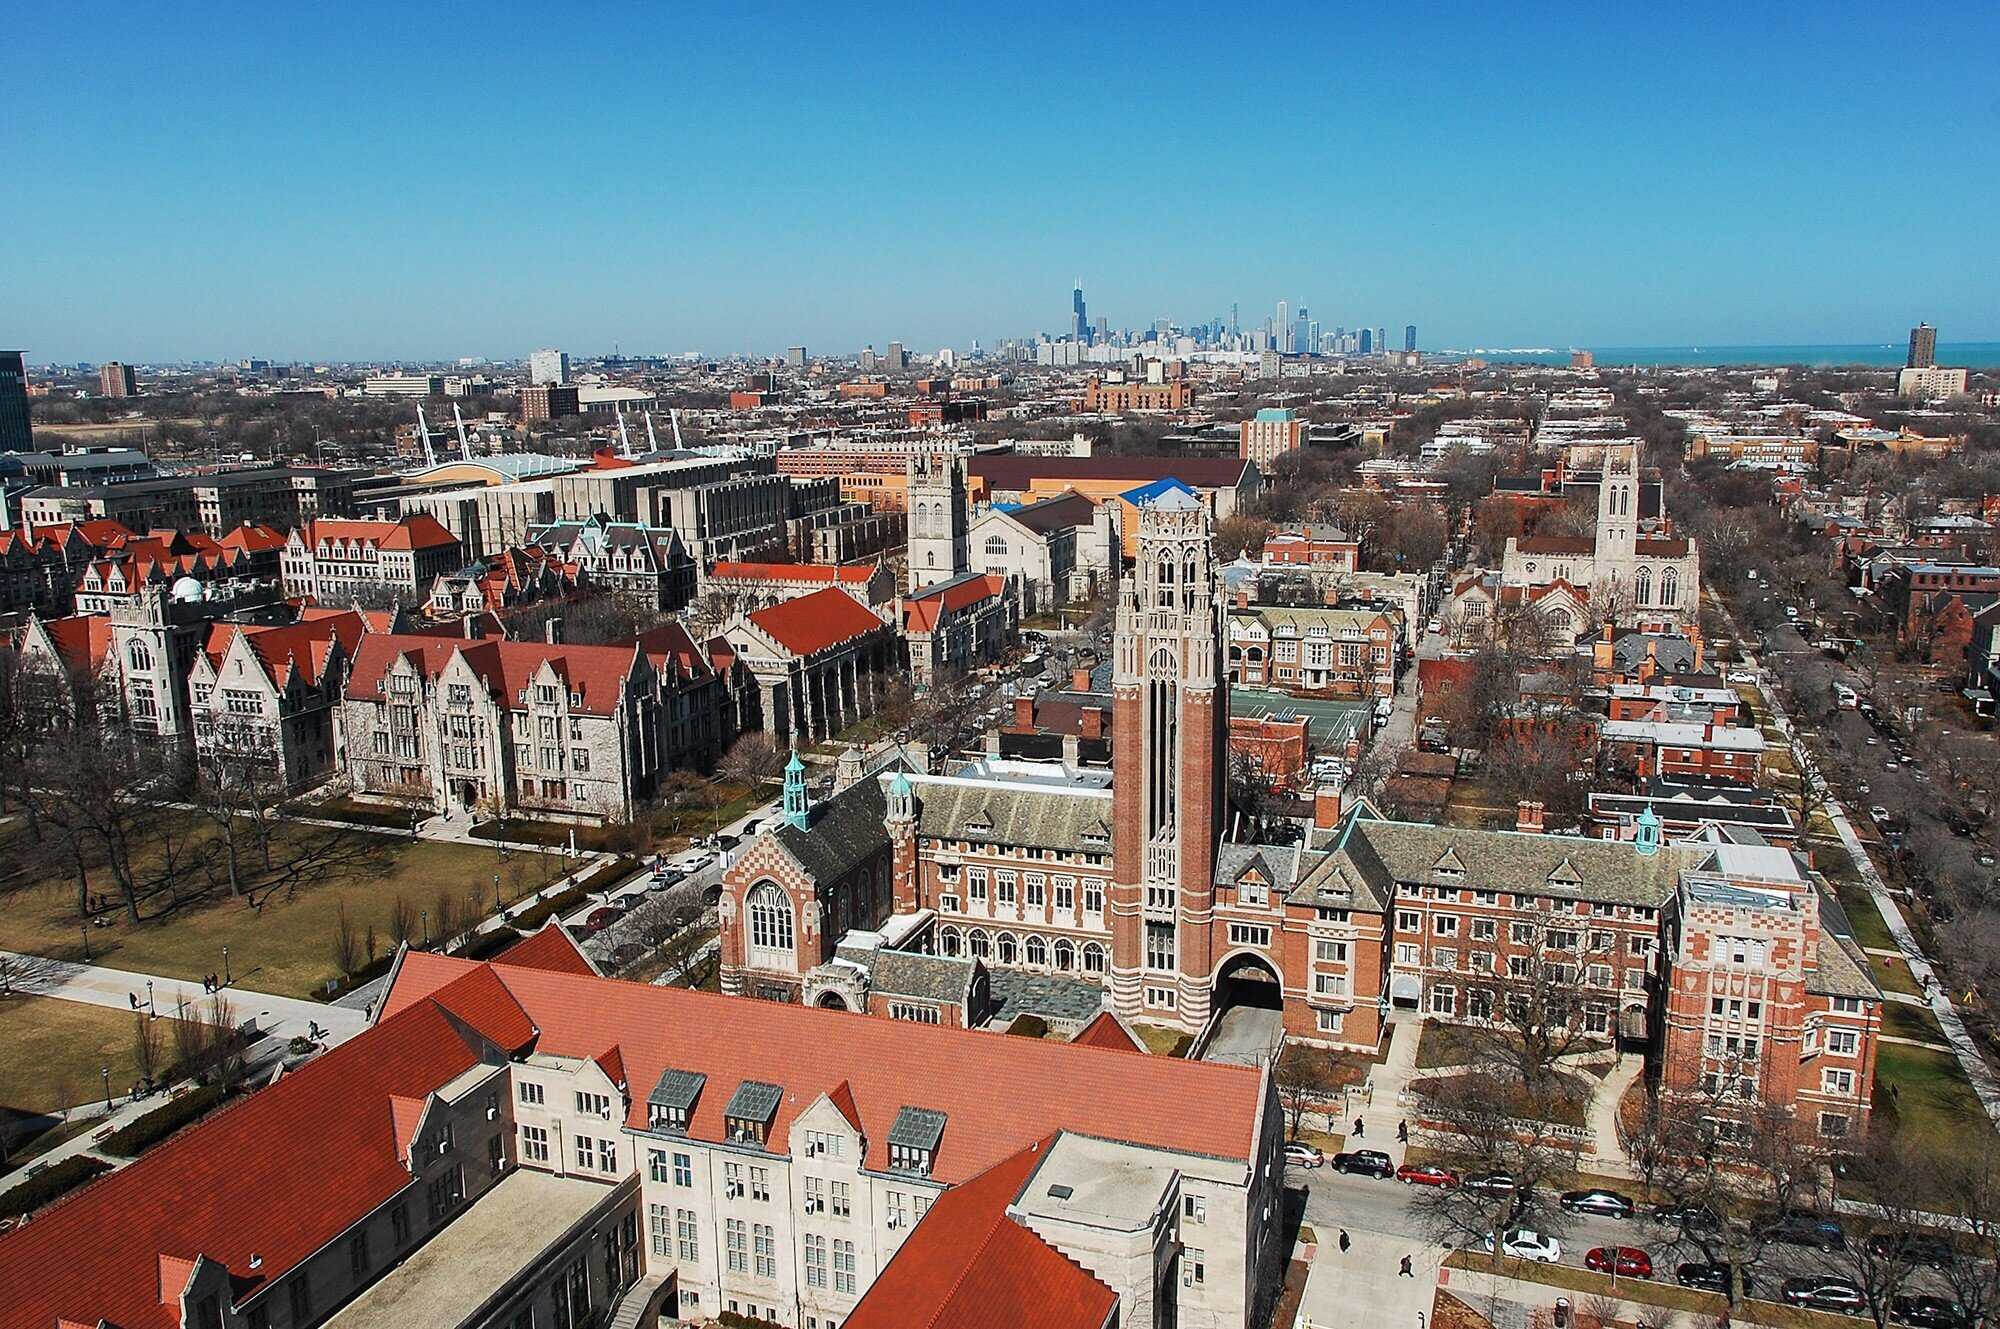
1407,1070,1582,1264
389,895,416,947
131,1008,164,1086
1821,1135,1934,1329
332,899,359,977
717,732,782,790
1937,1132,2000,1328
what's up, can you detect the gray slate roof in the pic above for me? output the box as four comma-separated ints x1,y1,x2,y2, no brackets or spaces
869,949,977,1005
914,781,1113,854
724,1079,784,1124
773,774,890,884
648,1068,706,1115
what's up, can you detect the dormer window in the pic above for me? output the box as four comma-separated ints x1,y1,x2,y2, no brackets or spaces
723,1080,783,1148
648,1068,705,1136
887,1106,946,1177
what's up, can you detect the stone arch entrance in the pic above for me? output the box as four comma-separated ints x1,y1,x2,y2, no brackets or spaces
1212,950,1284,1016
816,990,851,1011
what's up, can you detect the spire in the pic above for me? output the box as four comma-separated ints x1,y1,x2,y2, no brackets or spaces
1635,802,1661,857
887,766,916,824
783,740,811,830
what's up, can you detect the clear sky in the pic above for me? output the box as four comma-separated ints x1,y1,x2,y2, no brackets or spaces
9,2,2000,363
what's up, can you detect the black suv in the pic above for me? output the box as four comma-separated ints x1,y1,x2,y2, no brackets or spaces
1675,1262,1751,1297
1890,1294,1969,1328
1757,1209,1846,1251
1331,1150,1394,1179
1866,1230,1955,1269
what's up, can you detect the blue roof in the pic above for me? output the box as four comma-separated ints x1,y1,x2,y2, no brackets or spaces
1120,476,1200,505
1254,407,1297,423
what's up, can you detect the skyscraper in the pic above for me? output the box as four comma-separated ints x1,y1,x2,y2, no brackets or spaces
98,361,138,397
529,348,569,385
1375,328,1387,358
1358,328,1372,355
1071,282,1088,344
0,352,32,453
887,341,906,370
786,346,807,368
1276,301,1291,353
1908,322,1937,369
1404,325,1418,353
1295,307,1311,358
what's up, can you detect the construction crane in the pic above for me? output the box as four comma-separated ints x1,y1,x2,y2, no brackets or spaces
451,403,473,462
414,405,438,469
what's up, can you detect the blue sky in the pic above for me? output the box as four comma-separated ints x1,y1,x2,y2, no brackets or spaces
9,2,2000,363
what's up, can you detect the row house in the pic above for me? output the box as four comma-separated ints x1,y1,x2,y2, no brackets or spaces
0,517,135,616
188,608,375,791
1225,603,1397,699
900,571,1020,689
72,525,285,612
528,516,697,613
423,546,584,620
282,516,464,603
715,587,901,746
703,560,897,616
336,625,730,823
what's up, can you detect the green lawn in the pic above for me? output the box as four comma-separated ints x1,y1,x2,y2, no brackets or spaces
1872,1042,1989,1151
0,822,563,999
1870,952,1924,998
1882,1000,1949,1046
0,996,188,1116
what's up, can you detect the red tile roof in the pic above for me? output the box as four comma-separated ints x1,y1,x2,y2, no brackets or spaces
903,574,1008,633
746,586,888,657
635,621,718,688
202,609,370,687
38,613,113,673
297,515,460,553
344,633,642,716
710,560,878,585
494,922,598,976
0,986,496,1329
843,1137,1115,1329
382,957,1262,1183
1070,1011,1145,1053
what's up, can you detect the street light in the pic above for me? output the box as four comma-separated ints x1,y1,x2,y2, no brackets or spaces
222,945,230,986
421,910,429,946
146,979,155,1017
101,1066,111,1107
80,922,92,962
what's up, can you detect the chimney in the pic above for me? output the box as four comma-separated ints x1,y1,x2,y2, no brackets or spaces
1080,706,1105,740
1072,666,1093,691
1516,800,1545,834
545,616,564,645
1235,585,1251,609
1313,787,1344,830
1703,720,1714,742
1061,733,1081,765
1011,695,1035,730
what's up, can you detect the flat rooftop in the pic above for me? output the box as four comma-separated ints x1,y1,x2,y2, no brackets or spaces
326,1170,617,1329
1013,1132,1240,1234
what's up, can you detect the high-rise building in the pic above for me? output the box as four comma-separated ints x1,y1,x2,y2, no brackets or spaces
1375,328,1387,357
888,341,906,371
860,345,878,372
0,351,31,453
906,452,969,592
98,361,137,397
1071,282,1088,344
1276,301,1291,353
1404,325,1418,353
786,346,807,368
1294,307,1311,358
529,348,570,385
1358,328,1372,355
520,383,581,422
1907,322,1937,369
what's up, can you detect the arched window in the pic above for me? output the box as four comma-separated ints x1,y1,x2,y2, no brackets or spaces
747,882,794,954
1054,939,1075,971
985,535,1009,556
940,927,962,958
1157,554,1176,608
1184,554,1198,588
1661,568,1679,606
1082,943,1106,974
1025,936,1048,968
1634,567,1653,605
996,933,1018,966
968,929,991,960
126,639,153,672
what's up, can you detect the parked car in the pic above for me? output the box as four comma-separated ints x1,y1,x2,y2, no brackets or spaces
1479,1228,1561,1262
1396,1164,1458,1188
1782,1276,1865,1313
1726,669,1759,685
1585,1246,1654,1278
1890,1293,1970,1327
1757,1210,1846,1251
1675,1262,1750,1296
585,906,623,932
1331,1149,1394,1178
1652,1201,1721,1230
1560,1188,1635,1219
1282,1142,1325,1169
1463,1171,1520,1196
1867,1230,1956,1268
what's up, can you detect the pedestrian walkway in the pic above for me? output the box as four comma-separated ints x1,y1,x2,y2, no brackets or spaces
0,952,368,1046
1582,1052,1644,1177
1363,1019,1422,1165
1299,1224,1441,1329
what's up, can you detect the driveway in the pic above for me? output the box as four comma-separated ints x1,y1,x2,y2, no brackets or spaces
1201,1005,1285,1067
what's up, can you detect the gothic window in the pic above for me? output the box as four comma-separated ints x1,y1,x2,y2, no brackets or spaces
1661,568,1679,606
985,536,1008,556
1025,936,1047,967
939,927,961,958
1184,553,1198,587
747,883,794,954
1634,568,1652,605
1053,939,1075,971
1082,942,1106,974
968,929,991,960
1157,554,1176,608
996,933,1018,965
126,640,153,672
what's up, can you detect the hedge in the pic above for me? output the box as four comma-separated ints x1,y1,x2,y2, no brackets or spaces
0,1155,111,1218
291,798,422,831
100,1085,229,1158
506,885,594,933
454,927,524,962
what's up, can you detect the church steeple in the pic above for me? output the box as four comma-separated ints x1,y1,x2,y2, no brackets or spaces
783,742,811,830
1635,803,1661,857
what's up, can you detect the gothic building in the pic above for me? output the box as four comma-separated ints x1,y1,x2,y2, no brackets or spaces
905,452,968,593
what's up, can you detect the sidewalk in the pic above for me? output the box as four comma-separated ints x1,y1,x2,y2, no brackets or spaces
1361,1019,1421,1165
1581,1052,1644,1177
0,952,369,1046
1299,1225,1441,1329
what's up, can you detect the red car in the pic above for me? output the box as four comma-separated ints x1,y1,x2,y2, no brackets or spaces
1586,1246,1654,1278
1396,1164,1458,1188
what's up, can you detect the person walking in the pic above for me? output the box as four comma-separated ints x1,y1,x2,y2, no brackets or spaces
1399,1255,1414,1278
1338,1229,1351,1254
1352,1117,1364,1139
1397,1120,1408,1143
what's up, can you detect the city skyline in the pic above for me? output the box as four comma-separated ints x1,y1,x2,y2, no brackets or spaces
9,4,2000,362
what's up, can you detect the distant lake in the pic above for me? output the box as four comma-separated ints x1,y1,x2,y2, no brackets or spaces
1441,343,2000,370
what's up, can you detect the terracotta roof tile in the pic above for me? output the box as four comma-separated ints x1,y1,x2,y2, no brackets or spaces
710,561,877,585
747,586,888,656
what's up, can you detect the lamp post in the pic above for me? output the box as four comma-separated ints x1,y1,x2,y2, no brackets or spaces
494,872,502,909
146,979,155,1017
421,910,429,946
81,922,92,962
221,945,230,986
101,1066,111,1108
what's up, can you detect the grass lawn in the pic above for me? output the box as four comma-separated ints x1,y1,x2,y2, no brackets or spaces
1440,1251,1855,1328
1872,1042,1989,1151
1828,877,1897,953
1415,1022,1481,1069
0,822,564,1000
1870,951,1924,998
1132,1022,1194,1057
0,996,188,1116
1882,1000,1949,1046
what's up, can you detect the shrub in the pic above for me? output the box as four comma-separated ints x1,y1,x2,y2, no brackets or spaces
100,1085,229,1157
507,886,592,933
455,927,524,962
0,1155,111,1218
1005,1014,1050,1039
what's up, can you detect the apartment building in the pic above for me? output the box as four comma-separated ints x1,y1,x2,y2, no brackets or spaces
1080,376,1195,412
1225,604,1398,699
282,516,464,603
336,626,730,822
1259,523,1357,572
1238,407,1308,467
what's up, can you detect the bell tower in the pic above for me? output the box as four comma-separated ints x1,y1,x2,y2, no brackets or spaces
905,451,969,593
1108,485,1227,1028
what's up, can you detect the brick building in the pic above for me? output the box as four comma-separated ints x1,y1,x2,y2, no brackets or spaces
1238,407,1308,467
282,516,464,603
1259,523,1357,572
1080,376,1194,412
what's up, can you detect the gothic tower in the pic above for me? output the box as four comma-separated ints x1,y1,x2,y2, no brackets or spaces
1108,486,1228,1028
1594,440,1639,602
906,452,969,593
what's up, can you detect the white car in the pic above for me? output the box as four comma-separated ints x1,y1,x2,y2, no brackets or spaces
1726,669,1758,685
1479,1228,1562,1263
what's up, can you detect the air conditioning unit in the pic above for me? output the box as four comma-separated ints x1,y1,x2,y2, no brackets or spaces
804,1141,820,1156
727,1182,743,1198
886,1215,901,1230
486,1107,499,1121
